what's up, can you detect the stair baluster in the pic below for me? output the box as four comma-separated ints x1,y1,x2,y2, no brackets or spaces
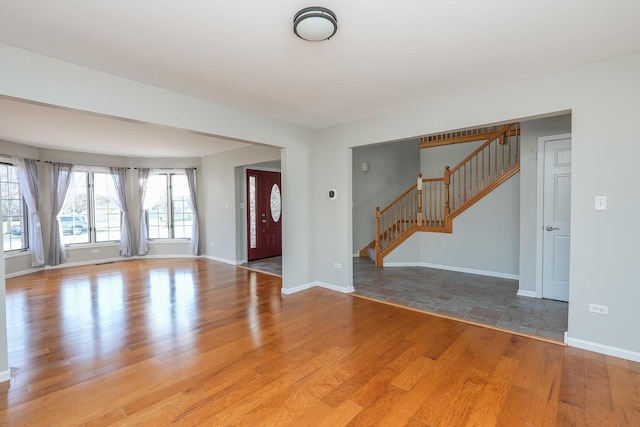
363,123,520,267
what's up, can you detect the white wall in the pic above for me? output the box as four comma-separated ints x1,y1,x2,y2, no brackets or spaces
317,51,640,360
413,138,519,277
202,144,281,264
352,139,420,253
420,140,484,178
417,175,520,277
383,175,520,278
374,114,571,284
2,41,640,366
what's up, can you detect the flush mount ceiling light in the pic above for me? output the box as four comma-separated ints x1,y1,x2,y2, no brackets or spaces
293,7,337,41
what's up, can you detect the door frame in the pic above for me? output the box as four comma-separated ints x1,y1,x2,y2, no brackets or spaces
239,165,281,263
246,169,282,261
535,133,572,298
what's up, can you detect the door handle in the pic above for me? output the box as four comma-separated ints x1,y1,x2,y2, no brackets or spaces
545,226,559,231
261,219,267,223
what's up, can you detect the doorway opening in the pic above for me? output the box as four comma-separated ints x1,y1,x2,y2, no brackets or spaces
536,134,572,302
246,169,282,262
351,115,572,342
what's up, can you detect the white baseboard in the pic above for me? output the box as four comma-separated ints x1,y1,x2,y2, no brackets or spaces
315,281,355,294
565,334,640,363
281,281,316,295
516,289,537,298
45,254,202,270
139,254,202,260
202,255,237,266
281,281,354,295
0,369,10,383
43,256,125,270
5,267,45,279
383,261,519,280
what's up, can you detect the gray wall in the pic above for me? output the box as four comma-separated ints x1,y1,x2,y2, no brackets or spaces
2,43,640,368
420,140,484,178
315,51,640,360
202,144,281,264
352,139,420,253
384,115,571,281
414,175,520,277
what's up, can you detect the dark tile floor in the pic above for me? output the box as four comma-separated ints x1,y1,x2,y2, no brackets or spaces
239,256,282,277
237,255,568,343
352,257,568,343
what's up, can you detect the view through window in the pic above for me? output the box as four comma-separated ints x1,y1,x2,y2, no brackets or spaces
1,162,28,251
146,173,193,239
59,170,122,245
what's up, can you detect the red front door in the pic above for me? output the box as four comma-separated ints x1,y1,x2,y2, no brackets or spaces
247,170,282,261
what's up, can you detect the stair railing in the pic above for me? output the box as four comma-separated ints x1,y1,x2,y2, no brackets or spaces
375,185,418,263
447,122,520,218
372,122,520,266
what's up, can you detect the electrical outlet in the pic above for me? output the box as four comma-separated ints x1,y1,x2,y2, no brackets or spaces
589,303,608,315
334,263,341,269
91,249,99,254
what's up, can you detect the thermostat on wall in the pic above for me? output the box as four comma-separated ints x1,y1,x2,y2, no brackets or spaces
328,188,337,200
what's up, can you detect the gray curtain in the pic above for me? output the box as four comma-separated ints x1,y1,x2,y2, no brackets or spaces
137,168,150,256
48,162,74,266
109,167,132,257
185,168,199,255
12,157,45,266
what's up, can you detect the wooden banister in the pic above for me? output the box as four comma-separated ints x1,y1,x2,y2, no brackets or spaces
448,123,516,175
419,123,520,148
444,166,451,216
417,173,423,226
368,122,520,267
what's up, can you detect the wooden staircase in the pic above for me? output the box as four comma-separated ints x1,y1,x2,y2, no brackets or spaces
360,123,521,267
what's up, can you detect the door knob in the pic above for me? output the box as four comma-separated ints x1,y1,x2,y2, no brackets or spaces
261,219,267,223
545,226,559,231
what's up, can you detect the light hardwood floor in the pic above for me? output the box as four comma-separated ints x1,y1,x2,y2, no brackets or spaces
1,259,639,426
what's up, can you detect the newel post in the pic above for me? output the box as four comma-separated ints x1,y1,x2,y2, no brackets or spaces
444,166,451,216
375,207,382,266
416,173,423,226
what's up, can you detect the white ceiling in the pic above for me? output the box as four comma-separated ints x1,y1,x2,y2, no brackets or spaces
1,0,640,157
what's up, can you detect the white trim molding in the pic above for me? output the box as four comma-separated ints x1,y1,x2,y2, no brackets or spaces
516,289,537,298
0,369,10,383
565,334,640,363
281,281,354,295
384,261,519,281
281,281,316,295
202,255,237,266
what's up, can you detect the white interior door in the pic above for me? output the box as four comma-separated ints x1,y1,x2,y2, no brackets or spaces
541,136,571,301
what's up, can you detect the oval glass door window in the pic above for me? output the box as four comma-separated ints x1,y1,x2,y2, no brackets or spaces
270,184,281,222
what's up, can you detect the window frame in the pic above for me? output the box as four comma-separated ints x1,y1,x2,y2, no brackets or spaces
60,169,122,246
145,171,193,241
1,161,30,253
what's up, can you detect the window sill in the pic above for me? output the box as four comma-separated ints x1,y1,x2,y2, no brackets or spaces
4,249,32,259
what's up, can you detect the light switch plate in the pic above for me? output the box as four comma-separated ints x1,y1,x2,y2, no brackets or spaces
595,196,607,211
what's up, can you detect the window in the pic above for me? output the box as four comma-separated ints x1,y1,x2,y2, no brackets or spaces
61,171,90,245
1,162,28,251
145,172,193,239
60,170,122,245
93,172,121,242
